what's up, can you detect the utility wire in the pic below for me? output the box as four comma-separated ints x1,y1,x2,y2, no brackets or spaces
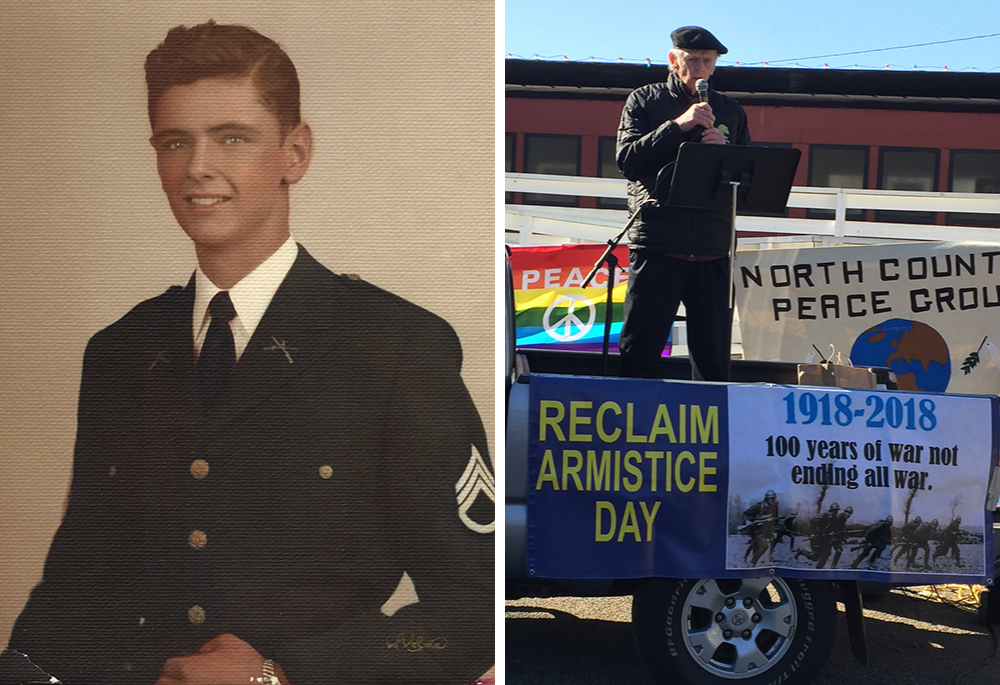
742,32,1000,65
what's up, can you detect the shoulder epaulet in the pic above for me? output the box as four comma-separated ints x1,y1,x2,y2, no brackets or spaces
341,273,364,281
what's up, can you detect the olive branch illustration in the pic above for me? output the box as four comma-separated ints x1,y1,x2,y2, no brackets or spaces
961,336,988,375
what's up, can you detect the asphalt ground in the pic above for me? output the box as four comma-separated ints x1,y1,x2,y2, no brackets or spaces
505,586,1000,685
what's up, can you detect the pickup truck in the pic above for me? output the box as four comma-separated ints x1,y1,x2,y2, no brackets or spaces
504,252,1000,685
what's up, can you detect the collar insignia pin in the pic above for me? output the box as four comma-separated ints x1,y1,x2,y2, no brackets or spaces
265,337,298,364
148,351,169,370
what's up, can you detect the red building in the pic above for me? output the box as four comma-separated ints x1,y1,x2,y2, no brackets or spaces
506,60,1000,226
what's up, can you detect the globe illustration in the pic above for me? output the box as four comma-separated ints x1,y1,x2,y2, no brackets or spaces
849,319,951,392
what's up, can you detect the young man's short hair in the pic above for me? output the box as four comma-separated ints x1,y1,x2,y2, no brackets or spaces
145,20,301,135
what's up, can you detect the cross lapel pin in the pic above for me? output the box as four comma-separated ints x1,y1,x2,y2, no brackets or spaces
148,351,169,370
264,336,298,364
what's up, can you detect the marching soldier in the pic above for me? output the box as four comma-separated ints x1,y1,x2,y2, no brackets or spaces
850,515,893,569
891,515,922,566
828,505,854,568
769,514,799,562
741,490,779,566
907,518,940,570
794,502,841,569
933,516,965,567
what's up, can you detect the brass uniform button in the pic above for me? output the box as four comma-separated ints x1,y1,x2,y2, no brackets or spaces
319,465,333,479
188,530,207,549
187,605,206,625
190,459,209,479
108,466,117,477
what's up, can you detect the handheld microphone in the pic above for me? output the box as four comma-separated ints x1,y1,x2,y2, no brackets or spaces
696,78,709,103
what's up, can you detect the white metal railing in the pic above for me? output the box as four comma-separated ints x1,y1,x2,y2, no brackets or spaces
505,172,1000,247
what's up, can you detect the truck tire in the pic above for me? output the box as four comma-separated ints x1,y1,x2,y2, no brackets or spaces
632,576,836,685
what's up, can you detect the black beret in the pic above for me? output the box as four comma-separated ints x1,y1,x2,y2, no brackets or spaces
671,26,728,55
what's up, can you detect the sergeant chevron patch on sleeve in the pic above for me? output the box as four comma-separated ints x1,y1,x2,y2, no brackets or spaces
455,445,495,533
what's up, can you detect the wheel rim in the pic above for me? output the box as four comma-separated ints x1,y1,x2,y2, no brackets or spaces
679,577,797,680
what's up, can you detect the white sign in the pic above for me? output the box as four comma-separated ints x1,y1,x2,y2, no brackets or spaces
736,241,1000,395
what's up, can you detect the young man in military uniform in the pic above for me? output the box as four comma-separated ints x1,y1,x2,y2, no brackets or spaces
616,26,750,381
2,22,494,685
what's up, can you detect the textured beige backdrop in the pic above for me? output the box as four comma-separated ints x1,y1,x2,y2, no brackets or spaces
0,0,495,647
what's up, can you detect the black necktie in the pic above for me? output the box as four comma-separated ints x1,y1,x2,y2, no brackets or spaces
198,291,237,406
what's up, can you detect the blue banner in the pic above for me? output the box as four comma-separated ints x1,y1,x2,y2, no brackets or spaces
527,374,999,584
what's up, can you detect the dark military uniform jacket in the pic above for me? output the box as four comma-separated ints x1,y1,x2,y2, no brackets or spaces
616,70,751,256
865,520,893,547
7,246,495,684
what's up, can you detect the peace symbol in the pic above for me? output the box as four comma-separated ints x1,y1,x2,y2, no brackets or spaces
543,294,596,342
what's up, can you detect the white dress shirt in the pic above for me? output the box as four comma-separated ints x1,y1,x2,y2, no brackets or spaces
192,237,298,361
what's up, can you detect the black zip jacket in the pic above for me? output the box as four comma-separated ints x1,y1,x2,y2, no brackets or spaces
616,70,751,256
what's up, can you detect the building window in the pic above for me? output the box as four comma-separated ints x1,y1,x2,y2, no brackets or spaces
948,149,1000,227
597,136,627,210
807,145,868,220
505,132,515,204
876,147,939,224
523,134,581,206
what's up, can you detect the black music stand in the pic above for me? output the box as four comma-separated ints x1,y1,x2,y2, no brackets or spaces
659,142,801,377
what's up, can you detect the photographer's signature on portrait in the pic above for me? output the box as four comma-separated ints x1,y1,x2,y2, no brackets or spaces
386,633,448,652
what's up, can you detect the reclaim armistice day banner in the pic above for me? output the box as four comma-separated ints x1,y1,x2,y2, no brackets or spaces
736,241,1000,395
526,374,999,582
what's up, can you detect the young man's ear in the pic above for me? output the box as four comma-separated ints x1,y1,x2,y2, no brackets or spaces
282,122,313,185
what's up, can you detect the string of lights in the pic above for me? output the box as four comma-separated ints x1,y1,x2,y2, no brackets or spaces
740,32,1000,65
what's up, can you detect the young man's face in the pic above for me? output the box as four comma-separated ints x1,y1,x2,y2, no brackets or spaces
150,76,310,253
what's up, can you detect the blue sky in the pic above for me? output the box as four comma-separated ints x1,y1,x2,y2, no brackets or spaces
503,0,1000,71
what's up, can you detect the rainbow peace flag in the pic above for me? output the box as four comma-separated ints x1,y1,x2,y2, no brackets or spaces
509,244,672,354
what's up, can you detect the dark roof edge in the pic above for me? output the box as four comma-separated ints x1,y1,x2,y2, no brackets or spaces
505,59,1000,101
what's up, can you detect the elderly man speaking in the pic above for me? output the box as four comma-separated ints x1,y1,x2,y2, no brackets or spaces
616,26,750,382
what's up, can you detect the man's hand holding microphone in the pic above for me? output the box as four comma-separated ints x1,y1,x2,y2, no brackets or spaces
675,79,726,144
